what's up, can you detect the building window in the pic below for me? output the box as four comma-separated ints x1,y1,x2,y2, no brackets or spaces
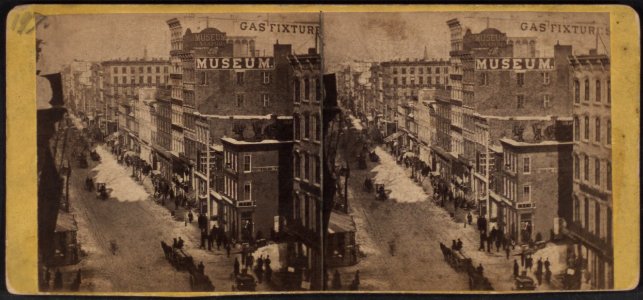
607,119,611,145
314,114,321,141
139,76,144,84
584,155,590,181
393,78,398,85
606,161,612,191
294,114,301,140
304,154,310,181
402,77,407,85
244,182,251,201
236,72,244,85
236,94,244,107
517,95,524,109
315,78,321,102
139,66,144,73
315,156,321,184
584,79,590,101
573,196,580,223
574,154,580,179
427,67,432,74
393,68,398,75
479,73,488,85
114,67,118,74
419,68,423,75
114,76,118,84
584,116,590,140
147,66,152,73
164,66,168,73
419,77,423,85
517,73,525,86
435,67,440,74
155,76,160,84
595,117,601,142
607,79,611,104
595,158,601,186
147,76,152,84
574,79,580,103
523,157,531,174
122,67,127,73
542,72,550,84
122,76,127,84
243,155,251,172
410,67,415,74
294,80,301,103
436,77,441,85
294,153,301,178
401,68,406,75
262,94,270,107
303,114,310,139
156,66,160,73
523,185,531,201
595,80,601,102
304,77,311,101
543,94,551,108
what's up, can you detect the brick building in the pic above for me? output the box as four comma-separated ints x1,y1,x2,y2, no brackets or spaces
565,50,613,289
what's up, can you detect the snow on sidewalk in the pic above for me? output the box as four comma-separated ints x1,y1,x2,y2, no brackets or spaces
349,115,364,131
91,146,149,202
370,147,428,203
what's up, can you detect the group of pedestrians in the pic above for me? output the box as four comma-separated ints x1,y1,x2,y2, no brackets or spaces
197,215,232,256
514,255,553,286
233,250,273,284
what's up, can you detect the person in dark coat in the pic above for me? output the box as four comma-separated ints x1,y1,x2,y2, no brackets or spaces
476,264,484,275
234,258,240,277
505,245,511,259
513,259,519,277
225,243,231,258
486,233,492,252
526,255,533,271
332,270,342,290
246,254,254,269
208,227,216,251
451,240,457,250
198,261,205,274
520,250,526,267
53,269,63,290
537,257,543,275
188,210,194,223
456,239,463,251
265,264,272,282
241,248,247,265
544,257,551,272
173,238,178,249
256,255,264,272
177,237,184,250
467,212,473,225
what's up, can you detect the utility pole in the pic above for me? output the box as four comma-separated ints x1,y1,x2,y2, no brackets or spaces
206,126,212,230
484,129,490,232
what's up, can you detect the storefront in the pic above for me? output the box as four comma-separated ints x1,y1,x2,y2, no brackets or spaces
326,212,358,267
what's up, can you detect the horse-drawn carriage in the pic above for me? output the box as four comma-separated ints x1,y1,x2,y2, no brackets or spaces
90,150,101,162
160,240,215,291
439,242,494,291
374,184,388,201
96,182,110,200
84,177,94,192
234,273,257,291
514,274,536,290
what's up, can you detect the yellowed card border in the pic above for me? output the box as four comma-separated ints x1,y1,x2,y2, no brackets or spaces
6,4,640,295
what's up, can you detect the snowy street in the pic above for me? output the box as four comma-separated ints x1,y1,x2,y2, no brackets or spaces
334,117,569,291
63,133,275,292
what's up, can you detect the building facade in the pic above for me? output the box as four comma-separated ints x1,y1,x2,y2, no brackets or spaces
566,51,613,289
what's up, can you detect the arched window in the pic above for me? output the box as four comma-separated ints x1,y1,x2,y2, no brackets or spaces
573,116,580,141
293,114,301,140
573,196,580,223
584,116,590,140
293,80,301,103
584,79,590,101
574,154,580,179
607,119,611,145
595,158,601,186
606,161,612,191
294,153,301,178
584,155,590,181
595,117,601,142
595,80,601,102
574,79,580,103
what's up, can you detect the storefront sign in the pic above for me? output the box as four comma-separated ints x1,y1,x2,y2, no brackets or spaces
195,57,274,70
475,57,555,70
183,28,227,51
239,21,320,35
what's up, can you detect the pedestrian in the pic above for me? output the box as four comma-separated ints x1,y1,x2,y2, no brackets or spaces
177,237,184,250
513,259,519,277
53,269,63,290
241,248,247,265
265,255,271,269
505,245,510,259
545,269,552,284
451,240,457,251
486,233,491,252
257,255,264,272
332,270,342,290
544,257,551,272
172,238,178,249
188,210,194,224
208,227,216,251
520,250,526,267
537,257,543,275
247,254,254,269
477,264,484,275
536,269,542,285
234,258,240,277
200,229,207,249
456,239,463,251
495,238,501,252
225,243,231,258
198,261,205,274
526,255,533,271
479,233,485,251
467,212,473,225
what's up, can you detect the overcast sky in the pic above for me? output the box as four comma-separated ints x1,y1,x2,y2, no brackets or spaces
36,11,609,74
37,13,320,73
322,11,610,72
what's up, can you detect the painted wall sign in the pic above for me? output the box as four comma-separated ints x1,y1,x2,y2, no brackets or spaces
475,57,555,70
463,28,508,49
519,22,610,36
239,21,320,35
195,57,274,70
183,28,228,51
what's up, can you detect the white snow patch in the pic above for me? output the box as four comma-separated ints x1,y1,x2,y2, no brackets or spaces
252,243,286,270
91,146,149,202
370,147,428,203
349,115,364,130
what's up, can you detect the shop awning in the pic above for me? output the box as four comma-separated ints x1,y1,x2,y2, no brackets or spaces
328,212,356,234
383,131,404,143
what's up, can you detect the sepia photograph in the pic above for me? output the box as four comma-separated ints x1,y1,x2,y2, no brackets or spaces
5,4,638,296
35,12,322,292
323,11,613,291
